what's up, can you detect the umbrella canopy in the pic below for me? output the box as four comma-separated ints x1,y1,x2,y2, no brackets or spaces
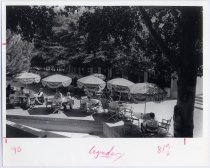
107,78,134,93
42,74,72,89
15,72,41,85
77,76,106,90
129,83,167,101
129,83,167,113
90,73,106,80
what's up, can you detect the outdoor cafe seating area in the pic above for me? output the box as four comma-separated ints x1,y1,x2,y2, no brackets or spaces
6,72,172,137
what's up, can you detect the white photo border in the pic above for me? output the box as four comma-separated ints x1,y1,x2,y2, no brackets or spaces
1,0,209,166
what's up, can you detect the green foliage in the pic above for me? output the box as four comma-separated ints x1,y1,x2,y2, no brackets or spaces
6,6,202,79
7,6,56,42
6,29,34,74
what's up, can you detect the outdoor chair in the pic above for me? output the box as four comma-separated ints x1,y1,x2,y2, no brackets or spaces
107,101,124,122
122,106,141,135
9,94,20,107
52,100,63,114
100,98,110,113
122,105,133,120
45,97,53,108
86,99,102,114
158,117,172,132
29,96,36,109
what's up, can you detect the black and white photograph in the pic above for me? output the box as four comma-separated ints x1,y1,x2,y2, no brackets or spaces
2,0,210,166
5,5,203,139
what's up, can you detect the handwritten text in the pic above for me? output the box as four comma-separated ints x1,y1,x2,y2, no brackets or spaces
11,146,22,154
89,145,123,161
157,143,170,156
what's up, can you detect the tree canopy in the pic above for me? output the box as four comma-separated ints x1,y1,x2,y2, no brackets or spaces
6,6,202,79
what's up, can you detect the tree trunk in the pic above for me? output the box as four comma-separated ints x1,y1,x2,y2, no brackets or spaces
174,69,197,137
139,7,201,137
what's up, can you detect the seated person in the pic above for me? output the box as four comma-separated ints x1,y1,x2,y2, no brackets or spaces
29,90,35,98
54,89,63,100
141,112,159,134
19,87,25,95
17,87,27,106
22,94,31,110
52,90,63,113
35,88,45,105
63,92,74,110
86,96,94,113
10,87,15,94
6,84,12,98
140,112,154,121
84,88,93,98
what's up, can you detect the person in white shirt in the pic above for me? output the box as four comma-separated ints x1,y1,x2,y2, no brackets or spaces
35,88,45,105
63,92,74,110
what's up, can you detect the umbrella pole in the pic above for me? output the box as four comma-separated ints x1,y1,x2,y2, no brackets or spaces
25,84,27,93
144,100,147,114
119,92,121,102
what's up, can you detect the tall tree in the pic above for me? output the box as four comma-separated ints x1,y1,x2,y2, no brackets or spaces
78,7,155,78
139,7,202,137
6,30,34,74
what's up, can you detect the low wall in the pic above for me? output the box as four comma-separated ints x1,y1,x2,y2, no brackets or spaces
103,121,124,138
7,115,103,136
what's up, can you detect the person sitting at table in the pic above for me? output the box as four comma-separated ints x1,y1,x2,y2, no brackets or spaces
35,88,45,105
86,96,93,113
17,87,26,106
6,84,12,98
63,92,74,110
22,93,31,110
54,89,63,99
19,87,25,95
84,88,93,98
141,112,159,134
140,112,154,121
52,89,63,113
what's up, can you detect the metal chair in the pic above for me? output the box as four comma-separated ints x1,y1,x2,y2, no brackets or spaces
45,97,53,108
107,101,124,122
9,94,20,107
52,99,63,114
158,117,172,132
86,99,102,114
29,97,36,109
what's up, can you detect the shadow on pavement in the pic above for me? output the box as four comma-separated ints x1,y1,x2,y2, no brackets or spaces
28,107,52,115
63,109,91,117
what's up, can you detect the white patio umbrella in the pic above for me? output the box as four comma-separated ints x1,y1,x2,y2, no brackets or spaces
107,78,134,92
77,75,106,91
90,73,106,80
129,83,167,113
15,72,41,85
107,78,134,101
42,74,72,89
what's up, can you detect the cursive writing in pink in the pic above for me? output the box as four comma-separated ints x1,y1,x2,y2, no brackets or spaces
157,143,170,156
11,146,22,154
89,145,123,161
